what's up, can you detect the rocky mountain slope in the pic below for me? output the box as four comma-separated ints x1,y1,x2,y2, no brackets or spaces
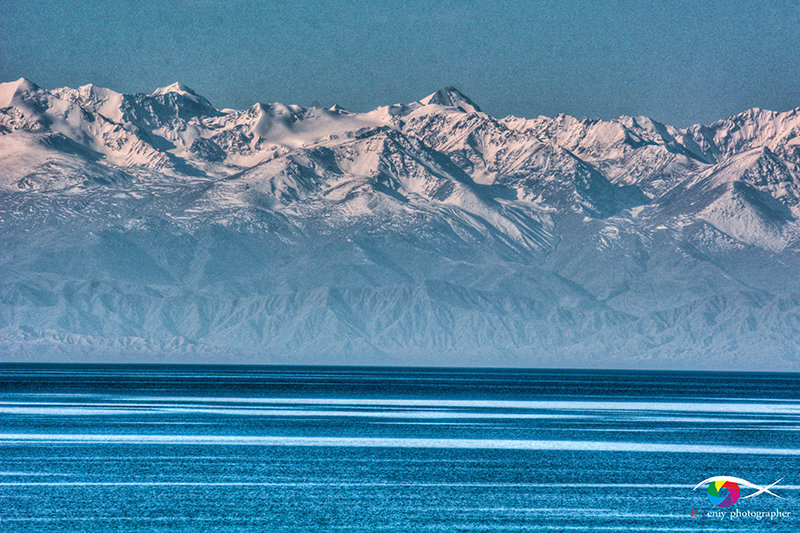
2,78,800,369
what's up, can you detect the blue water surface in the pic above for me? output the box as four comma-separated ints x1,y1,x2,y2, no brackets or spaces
0,365,798,531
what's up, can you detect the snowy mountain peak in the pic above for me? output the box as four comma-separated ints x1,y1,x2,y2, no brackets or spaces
419,86,482,114
151,82,199,98
75,83,120,99
149,82,216,114
0,77,42,107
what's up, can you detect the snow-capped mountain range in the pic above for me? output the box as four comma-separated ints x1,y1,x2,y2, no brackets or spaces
2,77,800,369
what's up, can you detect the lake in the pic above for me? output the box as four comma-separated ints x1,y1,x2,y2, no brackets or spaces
1,365,798,531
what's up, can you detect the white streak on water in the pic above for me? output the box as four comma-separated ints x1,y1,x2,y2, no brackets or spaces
3,480,797,489
106,397,800,414
1,434,799,455
0,472,72,476
0,407,155,416
0,406,593,419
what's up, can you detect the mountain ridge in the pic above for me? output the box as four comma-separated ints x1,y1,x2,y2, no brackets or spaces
2,78,800,369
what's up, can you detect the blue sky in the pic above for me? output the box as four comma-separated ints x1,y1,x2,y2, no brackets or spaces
2,0,799,126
